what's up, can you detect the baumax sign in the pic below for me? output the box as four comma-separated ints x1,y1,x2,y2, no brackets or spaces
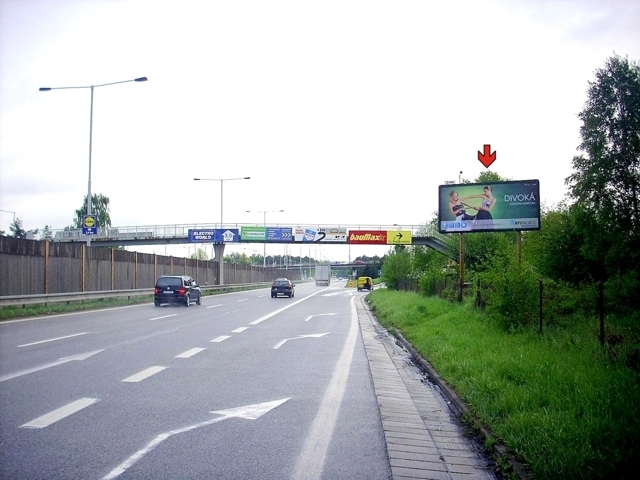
348,230,387,244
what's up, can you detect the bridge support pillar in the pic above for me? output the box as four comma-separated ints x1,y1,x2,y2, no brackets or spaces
214,244,226,285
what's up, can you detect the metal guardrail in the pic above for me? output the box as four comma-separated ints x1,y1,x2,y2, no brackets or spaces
0,283,270,308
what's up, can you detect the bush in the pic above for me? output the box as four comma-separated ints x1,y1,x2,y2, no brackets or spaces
478,254,540,330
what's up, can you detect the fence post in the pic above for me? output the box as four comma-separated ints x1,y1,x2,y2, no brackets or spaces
538,279,543,334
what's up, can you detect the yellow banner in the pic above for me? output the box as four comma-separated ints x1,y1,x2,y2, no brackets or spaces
387,230,412,245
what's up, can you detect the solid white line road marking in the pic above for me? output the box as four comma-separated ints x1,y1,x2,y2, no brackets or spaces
210,335,230,343
149,314,178,321
0,349,105,383
122,366,166,383
290,296,359,480
175,348,206,358
231,327,249,333
102,398,290,479
206,304,223,309
20,398,99,429
304,313,338,322
17,332,89,347
273,333,330,350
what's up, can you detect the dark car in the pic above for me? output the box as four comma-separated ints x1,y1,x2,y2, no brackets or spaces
154,275,202,307
271,278,295,298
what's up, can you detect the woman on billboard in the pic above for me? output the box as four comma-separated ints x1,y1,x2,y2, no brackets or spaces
448,191,476,221
466,186,496,220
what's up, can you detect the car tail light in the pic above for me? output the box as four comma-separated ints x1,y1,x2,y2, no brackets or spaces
154,287,161,295
178,287,187,296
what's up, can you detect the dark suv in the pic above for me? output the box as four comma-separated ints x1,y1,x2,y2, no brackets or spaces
154,275,202,307
271,278,295,298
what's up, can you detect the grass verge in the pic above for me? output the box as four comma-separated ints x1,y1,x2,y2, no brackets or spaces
367,289,640,480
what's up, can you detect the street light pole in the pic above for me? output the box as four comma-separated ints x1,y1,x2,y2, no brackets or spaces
39,77,148,243
246,209,284,268
194,177,251,228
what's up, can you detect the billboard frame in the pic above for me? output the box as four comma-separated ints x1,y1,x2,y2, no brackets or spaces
438,179,541,234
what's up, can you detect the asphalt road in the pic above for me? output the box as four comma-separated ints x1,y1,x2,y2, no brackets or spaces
0,281,393,479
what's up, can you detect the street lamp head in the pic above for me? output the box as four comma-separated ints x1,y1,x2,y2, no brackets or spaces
134,77,148,82
39,87,52,91
194,178,201,181
243,176,251,179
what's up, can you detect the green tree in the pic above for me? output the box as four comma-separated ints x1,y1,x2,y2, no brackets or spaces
40,225,53,240
381,246,412,289
225,252,251,265
73,193,112,233
190,248,209,260
9,218,27,238
566,54,640,278
522,203,596,285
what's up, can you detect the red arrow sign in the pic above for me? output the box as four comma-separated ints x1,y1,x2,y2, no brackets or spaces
478,144,496,168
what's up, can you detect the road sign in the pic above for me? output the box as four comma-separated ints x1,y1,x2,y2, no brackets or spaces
82,215,98,235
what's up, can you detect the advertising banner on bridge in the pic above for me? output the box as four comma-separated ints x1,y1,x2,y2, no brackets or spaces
438,179,541,233
188,229,240,243
348,230,387,245
293,226,347,243
240,226,293,242
387,230,412,245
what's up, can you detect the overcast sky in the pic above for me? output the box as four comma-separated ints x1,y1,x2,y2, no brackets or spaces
1,0,639,261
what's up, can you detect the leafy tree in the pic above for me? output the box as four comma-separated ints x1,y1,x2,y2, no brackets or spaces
565,54,640,278
381,246,412,289
476,170,510,184
523,203,598,285
190,248,209,260
9,218,27,238
40,225,53,240
225,252,251,265
73,193,112,232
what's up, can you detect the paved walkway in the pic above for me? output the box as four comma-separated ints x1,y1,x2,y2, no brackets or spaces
355,296,497,480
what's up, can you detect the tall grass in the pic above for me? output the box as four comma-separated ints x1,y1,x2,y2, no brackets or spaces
367,289,640,480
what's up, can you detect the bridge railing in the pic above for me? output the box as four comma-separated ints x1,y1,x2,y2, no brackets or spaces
51,223,444,243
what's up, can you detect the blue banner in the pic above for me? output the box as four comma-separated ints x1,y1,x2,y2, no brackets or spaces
267,227,293,242
188,229,240,243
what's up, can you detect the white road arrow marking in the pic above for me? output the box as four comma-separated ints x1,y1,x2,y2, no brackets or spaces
0,349,105,383
304,313,338,322
102,398,290,479
273,333,330,350
17,332,89,347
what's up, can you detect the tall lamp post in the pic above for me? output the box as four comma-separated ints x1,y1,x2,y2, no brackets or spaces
39,77,148,244
194,177,251,228
246,209,284,268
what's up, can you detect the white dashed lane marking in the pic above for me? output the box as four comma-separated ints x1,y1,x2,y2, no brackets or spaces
210,336,230,343
122,366,166,383
20,398,99,429
175,348,207,358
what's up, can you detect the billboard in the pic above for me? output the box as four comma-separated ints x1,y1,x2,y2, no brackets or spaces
438,180,541,233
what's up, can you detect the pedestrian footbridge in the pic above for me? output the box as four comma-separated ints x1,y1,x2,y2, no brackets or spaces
53,222,451,256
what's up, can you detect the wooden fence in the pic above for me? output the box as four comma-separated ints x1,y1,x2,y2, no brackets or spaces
0,236,297,296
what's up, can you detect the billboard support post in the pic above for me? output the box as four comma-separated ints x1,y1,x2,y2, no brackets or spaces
459,233,465,303
517,231,522,265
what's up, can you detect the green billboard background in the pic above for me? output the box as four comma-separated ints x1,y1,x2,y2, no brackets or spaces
438,179,540,233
